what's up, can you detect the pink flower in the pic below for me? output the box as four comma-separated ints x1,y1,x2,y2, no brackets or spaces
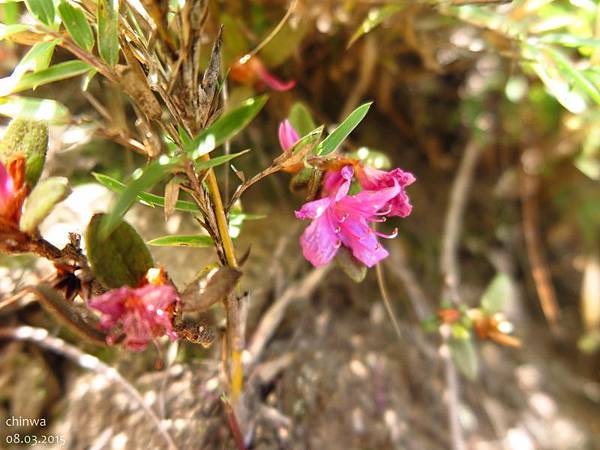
295,165,401,268
0,161,15,216
230,55,295,92
278,120,300,151
357,165,415,217
90,284,179,351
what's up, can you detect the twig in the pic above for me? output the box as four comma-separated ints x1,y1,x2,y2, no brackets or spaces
520,161,560,329
375,263,404,341
0,326,178,450
247,266,331,367
340,35,377,120
448,0,513,4
439,139,483,450
385,241,433,322
245,0,298,59
441,140,482,305
223,397,247,450
0,273,54,310
444,345,464,450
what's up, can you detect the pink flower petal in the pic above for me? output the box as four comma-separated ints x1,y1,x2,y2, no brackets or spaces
278,120,300,151
256,65,296,91
0,161,15,213
295,197,332,220
343,183,400,215
338,216,388,267
89,284,179,351
299,212,340,267
323,165,354,200
357,166,415,217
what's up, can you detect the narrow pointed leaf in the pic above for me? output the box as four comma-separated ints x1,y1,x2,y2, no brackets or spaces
24,0,55,27
147,235,214,247
97,0,119,66
0,95,70,123
11,60,91,93
0,40,58,96
544,47,600,106
538,34,600,49
186,96,268,159
92,172,200,212
17,40,57,72
348,5,404,48
316,102,372,156
194,149,250,171
99,157,177,239
57,0,94,51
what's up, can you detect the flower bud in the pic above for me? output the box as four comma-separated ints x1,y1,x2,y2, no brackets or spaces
0,119,48,186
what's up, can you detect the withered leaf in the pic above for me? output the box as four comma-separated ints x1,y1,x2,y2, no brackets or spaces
163,177,181,221
181,265,242,312
273,125,323,171
34,284,108,346
197,28,222,126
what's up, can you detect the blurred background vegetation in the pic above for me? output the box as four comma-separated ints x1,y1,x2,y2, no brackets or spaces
1,0,599,449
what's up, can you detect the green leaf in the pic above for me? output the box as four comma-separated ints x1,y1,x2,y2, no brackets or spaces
93,172,200,212
85,214,154,288
99,157,177,239
544,47,600,106
94,149,251,215
537,34,600,49
0,119,48,185
0,96,70,123
186,96,268,159
24,0,54,27
1,2,21,26
81,68,97,91
194,149,250,171
449,325,479,381
57,0,94,51
524,43,588,114
348,5,404,48
10,60,91,93
17,40,58,72
289,102,316,136
147,235,214,248
316,102,372,156
480,273,512,314
97,0,119,66
0,40,58,95
19,176,70,232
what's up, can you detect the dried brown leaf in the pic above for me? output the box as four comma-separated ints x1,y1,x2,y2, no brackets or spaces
181,266,242,312
163,177,181,221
